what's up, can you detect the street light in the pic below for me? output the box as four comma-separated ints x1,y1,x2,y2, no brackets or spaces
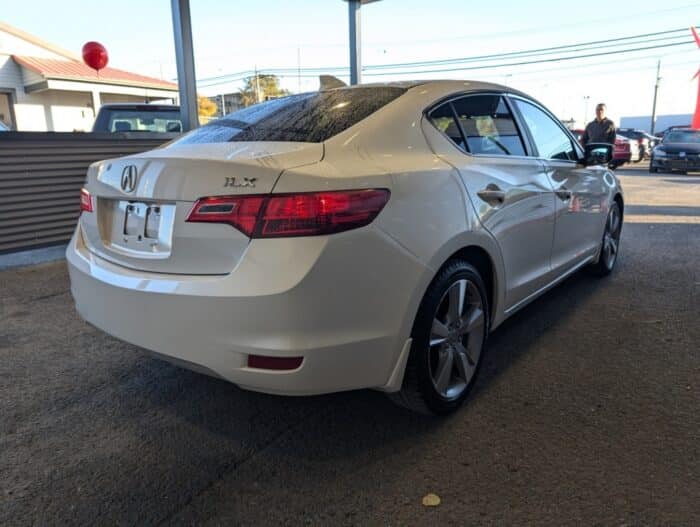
342,0,382,85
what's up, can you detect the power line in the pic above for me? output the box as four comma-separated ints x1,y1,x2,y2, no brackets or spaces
195,26,698,86
362,28,694,71
362,40,695,76
197,38,695,87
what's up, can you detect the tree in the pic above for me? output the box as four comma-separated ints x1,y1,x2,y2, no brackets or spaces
240,74,290,107
197,95,218,121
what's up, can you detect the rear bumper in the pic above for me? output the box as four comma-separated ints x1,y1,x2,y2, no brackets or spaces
66,224,425,395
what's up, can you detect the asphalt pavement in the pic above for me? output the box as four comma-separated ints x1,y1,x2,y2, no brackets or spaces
1,164,699,526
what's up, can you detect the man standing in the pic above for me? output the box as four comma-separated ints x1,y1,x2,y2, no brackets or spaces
582,103,616,145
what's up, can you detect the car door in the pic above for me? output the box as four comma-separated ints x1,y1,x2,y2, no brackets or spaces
509,97,608,276
425,93,556,310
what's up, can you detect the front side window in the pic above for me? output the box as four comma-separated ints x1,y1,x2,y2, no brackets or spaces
451,95,527,156
513,99,577,161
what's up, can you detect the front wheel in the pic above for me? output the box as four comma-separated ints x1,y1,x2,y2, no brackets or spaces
389,260,489,415
588,202,622,277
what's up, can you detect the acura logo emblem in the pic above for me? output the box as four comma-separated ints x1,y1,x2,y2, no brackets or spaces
121,165,137,193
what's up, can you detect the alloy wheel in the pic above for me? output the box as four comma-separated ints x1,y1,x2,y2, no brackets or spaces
602,204,621,270
428,279,486,399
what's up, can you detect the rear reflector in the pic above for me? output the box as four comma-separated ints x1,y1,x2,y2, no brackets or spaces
80,188,93,213
186,189,389,238
247,355,303,371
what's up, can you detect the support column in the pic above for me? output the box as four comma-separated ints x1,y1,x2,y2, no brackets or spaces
348,0,361,85
90,90,101,117
171,0,199,131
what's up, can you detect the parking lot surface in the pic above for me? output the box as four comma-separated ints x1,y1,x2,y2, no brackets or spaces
1,165,699,526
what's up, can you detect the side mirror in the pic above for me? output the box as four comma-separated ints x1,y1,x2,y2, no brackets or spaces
583,143,613,166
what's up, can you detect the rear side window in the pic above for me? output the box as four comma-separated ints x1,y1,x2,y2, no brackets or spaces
512,99,577,161
452,95,527,156
428,104,465,150
173,87,406,144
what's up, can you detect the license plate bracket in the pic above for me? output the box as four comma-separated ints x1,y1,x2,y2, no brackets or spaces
106,200,175,257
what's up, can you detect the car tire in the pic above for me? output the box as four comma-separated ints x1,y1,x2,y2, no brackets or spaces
588,201,622,277
649,164,658,173
389,260,489,415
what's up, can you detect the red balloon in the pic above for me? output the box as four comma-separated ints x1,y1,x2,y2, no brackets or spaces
82,41,108,72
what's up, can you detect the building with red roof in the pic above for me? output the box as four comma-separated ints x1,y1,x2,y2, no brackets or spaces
0,21,178,131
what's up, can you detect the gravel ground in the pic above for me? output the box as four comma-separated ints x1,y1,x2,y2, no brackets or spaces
1,165,699,526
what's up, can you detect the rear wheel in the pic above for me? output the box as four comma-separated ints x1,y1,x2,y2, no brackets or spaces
389,260,489,415
589,202,622,277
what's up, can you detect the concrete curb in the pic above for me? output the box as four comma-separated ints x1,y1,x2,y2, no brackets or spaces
0,245,67,271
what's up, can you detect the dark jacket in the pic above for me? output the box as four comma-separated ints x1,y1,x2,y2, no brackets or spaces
582,118,616,145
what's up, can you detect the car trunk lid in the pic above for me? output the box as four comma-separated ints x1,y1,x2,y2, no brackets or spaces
79,142,323,274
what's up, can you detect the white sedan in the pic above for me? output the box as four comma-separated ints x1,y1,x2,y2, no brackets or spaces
67,81,623,414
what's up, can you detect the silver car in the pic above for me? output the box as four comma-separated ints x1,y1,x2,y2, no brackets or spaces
67,81,623,415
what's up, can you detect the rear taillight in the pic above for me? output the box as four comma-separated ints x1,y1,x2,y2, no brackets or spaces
80,188,93,213
186,189,389,238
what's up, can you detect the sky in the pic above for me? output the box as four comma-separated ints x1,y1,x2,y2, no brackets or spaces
2,0,698,127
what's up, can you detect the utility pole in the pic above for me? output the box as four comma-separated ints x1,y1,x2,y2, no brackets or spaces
297,47,302,93
254,66,261,103
650,60,661,135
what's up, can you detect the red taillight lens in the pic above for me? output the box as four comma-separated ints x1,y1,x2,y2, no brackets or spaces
80,188,93,213
186,195,266,237
259,189,389,237
247,355,303,370
186,189,389,238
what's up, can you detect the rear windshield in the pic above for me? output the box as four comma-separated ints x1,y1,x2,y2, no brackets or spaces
172,86,406,144
95,109,182,133
664,131,700,143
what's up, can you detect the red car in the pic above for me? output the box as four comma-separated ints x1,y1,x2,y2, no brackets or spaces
570,129,635,169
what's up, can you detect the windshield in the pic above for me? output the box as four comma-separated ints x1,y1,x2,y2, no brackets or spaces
97,109,182,133
664,131,700,143
172,86,406,145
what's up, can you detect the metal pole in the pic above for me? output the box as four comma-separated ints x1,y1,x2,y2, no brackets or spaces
297,47,302,93
650,60,661,135
254,66,261,103
348,0,361,85
170,0,199,131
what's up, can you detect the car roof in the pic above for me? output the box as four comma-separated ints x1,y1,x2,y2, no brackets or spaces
98,103,179,110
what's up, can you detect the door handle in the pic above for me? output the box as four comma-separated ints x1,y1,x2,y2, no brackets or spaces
555,189,572,201
477,187,506,206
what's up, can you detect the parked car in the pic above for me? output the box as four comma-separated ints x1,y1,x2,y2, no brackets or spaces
617,128,659,160
570,128,632,169
68,81,623,415
658,125,691,140
92,103,182,133
649,128,700,174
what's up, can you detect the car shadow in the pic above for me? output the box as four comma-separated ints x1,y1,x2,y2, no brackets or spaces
120,261,608,463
